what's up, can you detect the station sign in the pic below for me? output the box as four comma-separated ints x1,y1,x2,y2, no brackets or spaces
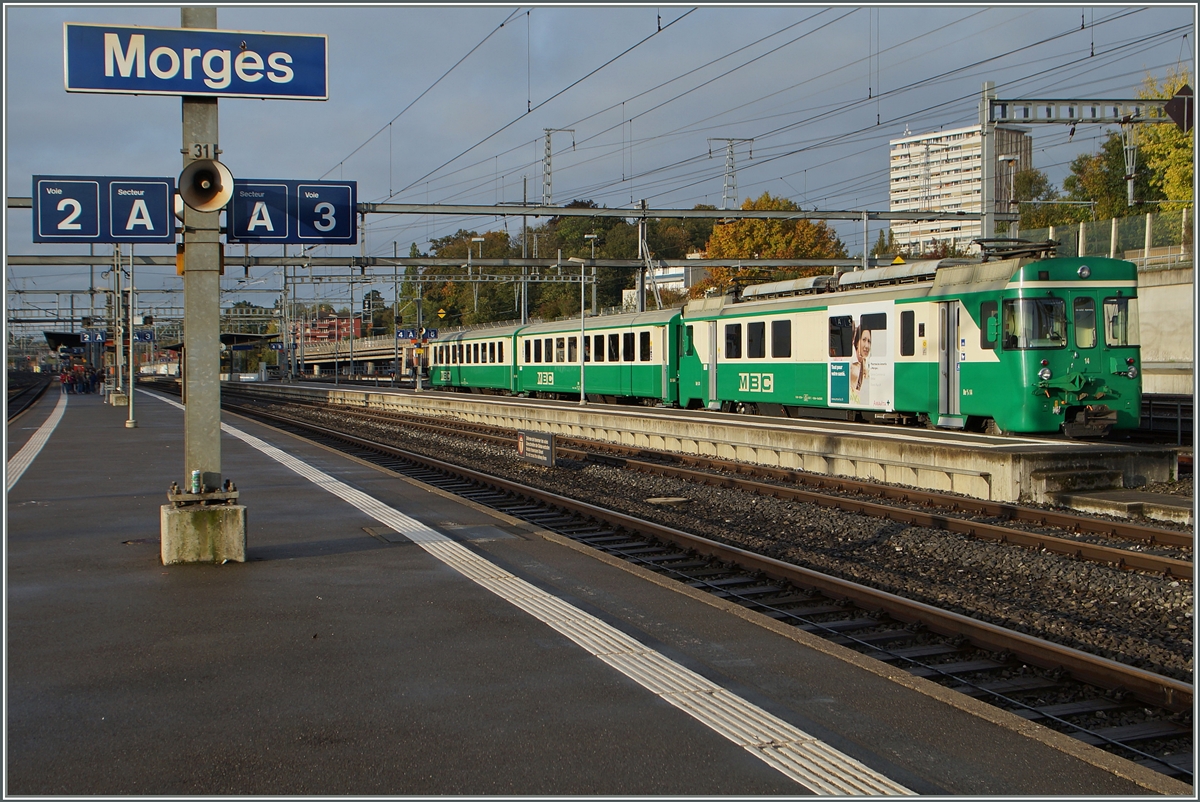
226,179,357,245
80,330,108,343
33,175,175,243
396,328,438,341
64,23,328,100
269,342,285,351
133,330,155,342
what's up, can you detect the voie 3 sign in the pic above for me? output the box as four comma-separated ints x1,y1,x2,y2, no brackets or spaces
63,23,328,100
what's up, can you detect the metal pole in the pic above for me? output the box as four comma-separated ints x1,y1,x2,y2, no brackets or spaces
393,244,399,387
979,81,996,240
414,293,423,392
862,211,869,270
579,262,586,406
180,5,223,494
126,245,137,428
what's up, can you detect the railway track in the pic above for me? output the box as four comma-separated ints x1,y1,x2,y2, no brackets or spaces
200,388,1192,783
224,389,1193,580
7,373,53,421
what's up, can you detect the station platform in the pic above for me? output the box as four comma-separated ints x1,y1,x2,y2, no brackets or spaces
6,387,1191,796
231,381,1182,508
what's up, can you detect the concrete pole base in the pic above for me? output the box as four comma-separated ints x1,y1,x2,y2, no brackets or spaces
161,504,247,565
110,393,129,406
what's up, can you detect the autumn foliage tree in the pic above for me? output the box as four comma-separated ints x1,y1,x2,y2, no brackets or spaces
690,192,846,297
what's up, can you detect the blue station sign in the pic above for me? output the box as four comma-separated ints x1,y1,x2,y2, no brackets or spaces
33,175,175,243
64,23,328,100
226,179,357,245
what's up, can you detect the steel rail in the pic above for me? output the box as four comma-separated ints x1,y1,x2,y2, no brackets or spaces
224,400,1193,714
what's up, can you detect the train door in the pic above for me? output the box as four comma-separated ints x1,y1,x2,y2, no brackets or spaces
937,301,963,426
706,321,720,410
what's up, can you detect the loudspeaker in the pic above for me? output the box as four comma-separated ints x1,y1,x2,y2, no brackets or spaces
178,159,234,212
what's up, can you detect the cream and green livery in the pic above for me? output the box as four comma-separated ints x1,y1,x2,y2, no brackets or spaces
430,244,1141,437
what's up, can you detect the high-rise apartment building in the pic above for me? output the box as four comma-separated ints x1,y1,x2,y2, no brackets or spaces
889,124,1032,253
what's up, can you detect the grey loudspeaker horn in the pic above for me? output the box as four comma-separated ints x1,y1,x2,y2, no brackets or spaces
178,159,234,212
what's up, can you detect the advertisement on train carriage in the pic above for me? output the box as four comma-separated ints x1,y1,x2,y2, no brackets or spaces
827,301,893,411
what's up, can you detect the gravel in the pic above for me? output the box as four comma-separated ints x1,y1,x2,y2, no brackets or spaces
285,403,1194,683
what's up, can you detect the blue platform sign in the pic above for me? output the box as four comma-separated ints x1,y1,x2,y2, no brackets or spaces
33,175,175,243
227,179,357,244
81,330,108,343
64,23,328,100
133,330,155,342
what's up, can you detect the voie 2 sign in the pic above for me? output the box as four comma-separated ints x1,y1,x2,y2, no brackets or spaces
64,23,328,100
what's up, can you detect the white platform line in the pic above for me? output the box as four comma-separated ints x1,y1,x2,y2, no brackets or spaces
146,391,914,795
6,393,68,492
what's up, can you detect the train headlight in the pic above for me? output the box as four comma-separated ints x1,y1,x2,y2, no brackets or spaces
1077,265,1091,279
1038,367,1052,381
1126,366,1138,379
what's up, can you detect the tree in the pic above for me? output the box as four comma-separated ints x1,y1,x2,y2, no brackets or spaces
1063,131,1161,220
1138,68,1194,212
870,229,898,257
1013,168,1075,230
691,193,846,297
705,193,846,260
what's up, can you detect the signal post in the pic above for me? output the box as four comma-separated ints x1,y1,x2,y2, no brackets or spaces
162,6,245,563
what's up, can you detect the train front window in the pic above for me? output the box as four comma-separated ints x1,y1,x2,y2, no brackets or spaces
1103,297,1140,347
1073,298,1096,348
1001,298,1065,350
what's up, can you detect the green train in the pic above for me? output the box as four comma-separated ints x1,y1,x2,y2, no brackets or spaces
429,243,1141,437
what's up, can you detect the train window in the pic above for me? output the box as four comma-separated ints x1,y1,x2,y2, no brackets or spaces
583,336,591,363
977,302,996,351
498,342,504,363
639,331,651,361
524,340,531,364
1001,298,1066,349
683,325,695,357
545,338,554,362
474,343,481,363
489,342,496,363
901,310,916,355
594,334,604,362
828,316,853,357
568,337,578,363
555,337,566,363
747,322,765,359
534,339,543,363
771,320,791,358
1103,297,1140,347
457,344,464,363
1073,298,1096,348
725,323,742,359
623,332,635,362
608,333,620,362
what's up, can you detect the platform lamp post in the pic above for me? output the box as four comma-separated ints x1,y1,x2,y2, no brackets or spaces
568,257,588,406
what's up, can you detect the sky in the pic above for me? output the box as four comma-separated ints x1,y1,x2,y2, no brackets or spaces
4,2,1196,331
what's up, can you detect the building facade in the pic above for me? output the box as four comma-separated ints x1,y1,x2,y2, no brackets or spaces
292,313,362,345
889,124,1032,253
